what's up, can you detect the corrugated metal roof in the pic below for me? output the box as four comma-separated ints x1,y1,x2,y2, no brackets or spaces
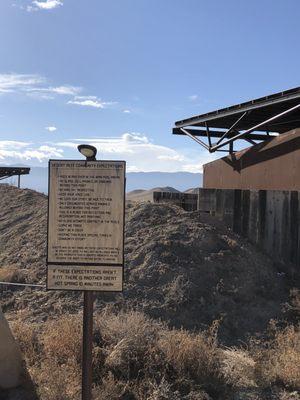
174,87,300,133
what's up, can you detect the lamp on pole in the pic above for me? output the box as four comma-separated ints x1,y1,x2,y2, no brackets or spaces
78,144,97,161
78,144,97,400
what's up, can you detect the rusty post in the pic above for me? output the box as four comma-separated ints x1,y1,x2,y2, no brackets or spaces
82,291,94,400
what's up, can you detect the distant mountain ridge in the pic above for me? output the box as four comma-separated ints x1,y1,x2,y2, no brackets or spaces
0,165,202,193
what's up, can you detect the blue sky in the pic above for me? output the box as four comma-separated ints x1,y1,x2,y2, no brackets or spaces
0,0,299,172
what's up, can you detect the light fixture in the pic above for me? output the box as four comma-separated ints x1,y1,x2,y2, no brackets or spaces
77,144,97,161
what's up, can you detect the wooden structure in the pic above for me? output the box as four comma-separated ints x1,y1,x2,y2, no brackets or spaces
197,188,300,269
0,167,30,188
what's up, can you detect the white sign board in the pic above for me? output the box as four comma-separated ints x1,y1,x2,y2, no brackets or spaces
47,159,125,291
47,265,123,291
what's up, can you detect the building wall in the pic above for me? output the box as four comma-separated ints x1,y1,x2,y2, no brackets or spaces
203,128,300,190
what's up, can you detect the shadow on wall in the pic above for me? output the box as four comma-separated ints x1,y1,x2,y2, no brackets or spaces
223,133,300,172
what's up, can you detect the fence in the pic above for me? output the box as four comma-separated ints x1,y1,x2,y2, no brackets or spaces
153,191,198,211
198,188,300,268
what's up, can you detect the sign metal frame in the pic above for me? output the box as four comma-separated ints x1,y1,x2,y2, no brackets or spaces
46,159,126,292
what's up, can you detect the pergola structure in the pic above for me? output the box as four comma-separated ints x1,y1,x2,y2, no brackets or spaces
0,167,30,188
173,87,300,153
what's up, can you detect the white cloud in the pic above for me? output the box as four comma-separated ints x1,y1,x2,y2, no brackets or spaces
47,86,81,95
68,96,116,109
123,109,131,114
0,73,117,113
0,74,44,93
126,165,140,172
27,92,55,100
157,154,185,162
28,0,63,11
26,85,81,96
188,94,198,101
56,133,216,172
0,141,63,162
45,126,57,132
0,73,81,99
0,140,30,149
0,132,216,172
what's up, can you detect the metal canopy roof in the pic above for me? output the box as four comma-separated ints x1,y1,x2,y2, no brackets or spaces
0,167,30,181
173,87,300,153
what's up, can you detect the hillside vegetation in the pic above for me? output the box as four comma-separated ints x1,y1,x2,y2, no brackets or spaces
0,184,299,400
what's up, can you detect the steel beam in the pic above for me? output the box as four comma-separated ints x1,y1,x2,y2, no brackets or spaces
205,123,212,147
180,128,210,151
210,102,300,152
216,111,248,145
173,127,276,141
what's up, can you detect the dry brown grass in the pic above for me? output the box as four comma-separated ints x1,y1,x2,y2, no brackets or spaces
11,319,41,367
30,358,81,400
220,348,256,389
96,310,165,381
254,323,300,389
278,390,300,400
9,309,300,400
42,315,82,364
158,322,221,387
0,266,25,283
92,373,126,400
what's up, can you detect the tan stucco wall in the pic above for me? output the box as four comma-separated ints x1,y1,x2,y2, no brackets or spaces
204,129,300,190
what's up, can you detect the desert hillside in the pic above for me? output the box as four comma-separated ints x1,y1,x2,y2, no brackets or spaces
0,183,292,342
0,184,299,400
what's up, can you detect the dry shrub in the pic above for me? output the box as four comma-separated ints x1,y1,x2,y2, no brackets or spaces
183,391,212,400
92,372,126,400
146,378,212,400
96,310,164,380
158,321,221,388
11,319,41,366
286,288,300,321
278,390,300,400
254,323,300,389
96,309,162,345
147,377,181,400
30,358,81,400
220,348,256,388
42,315,82,364
12,310,300,399
0,267,25,283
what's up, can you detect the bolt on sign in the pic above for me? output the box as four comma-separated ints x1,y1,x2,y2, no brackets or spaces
46,160,125,291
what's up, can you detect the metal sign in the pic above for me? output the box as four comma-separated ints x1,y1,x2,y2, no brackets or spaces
47,159,125,291
47,265,123,291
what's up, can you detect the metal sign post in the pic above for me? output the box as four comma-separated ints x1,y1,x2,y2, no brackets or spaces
82,291,94,400
46,145,125,400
